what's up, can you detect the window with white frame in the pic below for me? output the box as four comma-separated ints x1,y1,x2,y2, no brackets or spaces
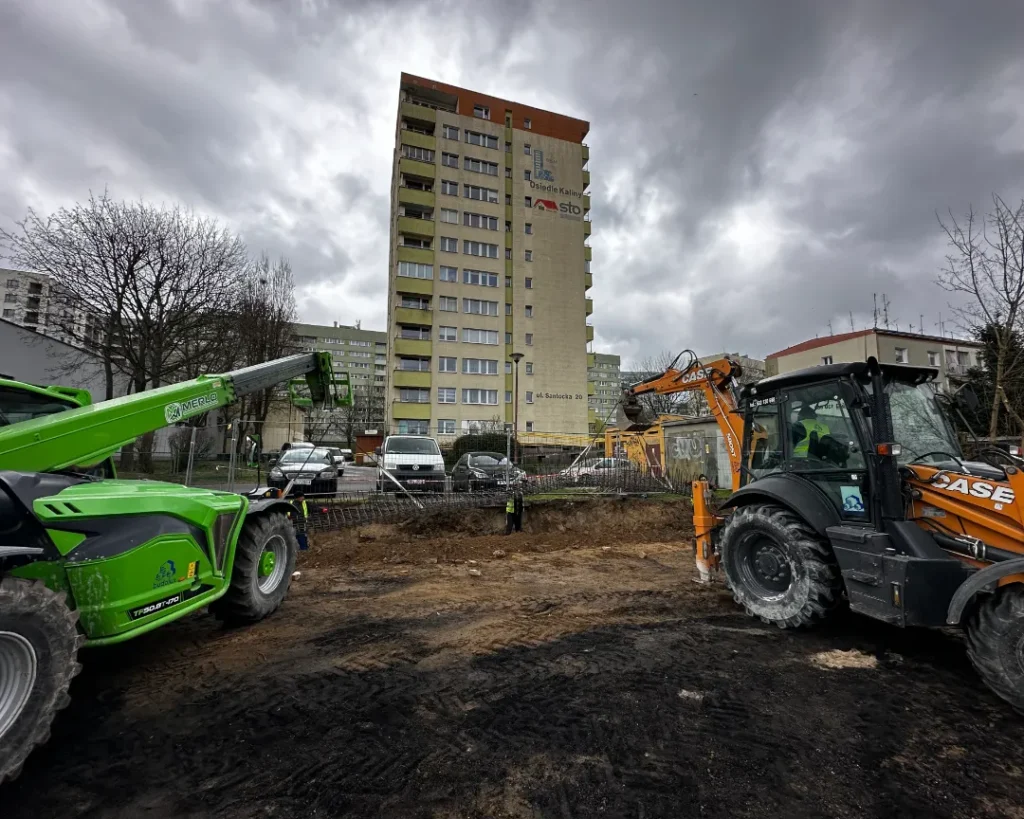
462,328,499,345
441,179,459,195
895,347,908,364
441,152,458,168
442,124,459,140
464,184,499,203
525,223,532,234
505,361,513,374
462,358,498,375
525,277,533,288
525,305,533,317
437,387,456,404
438,356,457,371
438,419,456,434
401,145,434,162
397,419,429,435
397,357,430,372
463,388,498,405
525,362,534,375
523,117,532,129
463,269,498,287
400,295,430,310
505,303,512,315
524,170,531,181
398,261,432,279
440,236,458,252
399,388,430,403
526,391,534,403
399,326,430,340
821,355,833,366
438,326,457,342
525,421,534,432
439,296,458,312
505,391,513,404
524,196,532,207
401,236,431,248
473,105,490,119
439,265,458,282
464,212,499,230
464,157,499,176
524,143,531,155
928,350,939,367
440,208,458,223
463,240,499,258
525,333,533,345
505,276,512,287
465,131,498,149
463,298,498,316
524,250,532,262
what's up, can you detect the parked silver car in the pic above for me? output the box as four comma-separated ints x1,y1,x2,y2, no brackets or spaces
268,447,340,495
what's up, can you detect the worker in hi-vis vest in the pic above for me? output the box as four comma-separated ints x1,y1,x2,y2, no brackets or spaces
293,491,310,550
793,404,830,458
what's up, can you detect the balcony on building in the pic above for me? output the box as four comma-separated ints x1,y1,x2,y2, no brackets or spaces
582,170,590,190
586,324,594,342
398,204,435,238
399,178,435,209
582,144,589,165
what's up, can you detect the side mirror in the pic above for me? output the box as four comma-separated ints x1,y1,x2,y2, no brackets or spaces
374,446,382,456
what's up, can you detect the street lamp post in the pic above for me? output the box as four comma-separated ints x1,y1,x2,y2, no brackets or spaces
510,352,524,460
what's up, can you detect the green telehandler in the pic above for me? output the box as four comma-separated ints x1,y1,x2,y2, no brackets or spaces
0,352,350,783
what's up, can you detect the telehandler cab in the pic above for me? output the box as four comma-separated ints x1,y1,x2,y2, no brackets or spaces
623,352,1024,712
0,352,350,782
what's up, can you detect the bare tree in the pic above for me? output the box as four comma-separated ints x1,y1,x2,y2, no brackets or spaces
939,195,1024,436
623,351,696,421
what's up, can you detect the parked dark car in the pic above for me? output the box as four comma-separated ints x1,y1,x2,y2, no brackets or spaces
267,446,340,495
451,451,524,491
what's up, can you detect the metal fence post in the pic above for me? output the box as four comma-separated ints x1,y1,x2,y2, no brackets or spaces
184,425,198,486
227,422,239,492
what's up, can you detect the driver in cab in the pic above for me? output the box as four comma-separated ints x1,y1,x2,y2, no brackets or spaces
793,403,831,459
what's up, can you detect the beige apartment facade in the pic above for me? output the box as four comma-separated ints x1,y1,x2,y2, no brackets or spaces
766,329,983,392
387,74,592,438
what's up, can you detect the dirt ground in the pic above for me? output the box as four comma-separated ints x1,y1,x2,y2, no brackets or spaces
5,498,1024,818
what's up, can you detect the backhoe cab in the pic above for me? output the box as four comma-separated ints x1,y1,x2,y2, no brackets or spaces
699,357,1024,712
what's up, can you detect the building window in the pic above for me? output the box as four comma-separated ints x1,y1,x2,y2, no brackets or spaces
2,309,13,318
439,296,458,312
441,152,459,168
525,223,532,234
397,419,429,435
505,361,513,374
463,298,498,316
505,303,512,315
525,333,533,346
462,358,498,375
584,260,591,273
440,208,458,224
928,351,939,367
463,240,499,258
466,131,498,150
524,170,531,181
441,179,459,196
473,105,490,120
397,357,430,372
525,362,534,375
437,387,456,404
895,347,908,364
505,142,511,153
524,250,532,262
526,391,534,403
464,157,499,176
523,118,532,130
525,305,533,318
525,277,533,288
462,328,499,345
526,421,534,432
440,236,458,252
401,236,431,249
440,265,458,282
400,295,430,310
399,326,430,340
439,327,457,343
464,212,499,231
438,355,457,371
401,145,434,162
463,269,499,287
505,248,512,259
505,332,512,344
464,184,499,203
463,388,498,405
442,124,459,140
438,419,456,434
505,276,512,287
505,168,513,179
821,355,833,366
398,261,433,279
524,143,531,155
399,388,430,403
5,279,18,289
525,196,532,207
505,194,512,205
4,293,17,303
505,391,513,404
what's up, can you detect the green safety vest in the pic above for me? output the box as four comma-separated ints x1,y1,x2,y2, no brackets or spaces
794,419,830,456
506,498,515,513
299,499,308,518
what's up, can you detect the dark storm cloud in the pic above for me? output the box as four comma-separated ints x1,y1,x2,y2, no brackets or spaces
0,0,1021,359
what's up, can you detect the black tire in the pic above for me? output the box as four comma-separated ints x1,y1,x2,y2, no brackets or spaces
965,585,1024,712
0,577,83,785
719,503,842,628
211,512,298,625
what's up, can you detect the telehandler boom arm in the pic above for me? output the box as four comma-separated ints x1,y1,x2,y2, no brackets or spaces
0,352,342,473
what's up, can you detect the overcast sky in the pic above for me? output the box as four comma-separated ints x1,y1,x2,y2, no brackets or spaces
1,0,1022,366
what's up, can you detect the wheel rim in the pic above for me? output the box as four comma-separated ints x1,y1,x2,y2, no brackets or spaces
0,631,37,741
734,532,793,598
256,534,288,594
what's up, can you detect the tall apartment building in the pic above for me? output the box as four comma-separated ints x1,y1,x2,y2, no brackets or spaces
387,73,592,438
291,321,388,429
1,268,101,347
588,352,621,431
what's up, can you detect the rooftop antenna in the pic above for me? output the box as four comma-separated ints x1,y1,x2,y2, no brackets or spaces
849,311,855,332
920,314,924,335
882,294,891,330
827,320,833,336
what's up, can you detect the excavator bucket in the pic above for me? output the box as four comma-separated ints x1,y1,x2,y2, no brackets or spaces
622,394,644,423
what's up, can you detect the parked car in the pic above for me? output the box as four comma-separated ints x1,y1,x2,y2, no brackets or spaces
326,447,347,470
339,448,354,462
561,457,639,484
268,446,340,495
376,434,446,492
451,451,524,491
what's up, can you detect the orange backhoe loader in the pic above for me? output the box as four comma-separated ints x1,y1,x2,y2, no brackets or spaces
623,351,1024,712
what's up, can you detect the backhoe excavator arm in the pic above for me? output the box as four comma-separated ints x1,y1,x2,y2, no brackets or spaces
0,352,344,474
622,351,747,490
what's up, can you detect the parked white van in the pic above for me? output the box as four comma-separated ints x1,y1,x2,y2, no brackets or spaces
376,435,446,492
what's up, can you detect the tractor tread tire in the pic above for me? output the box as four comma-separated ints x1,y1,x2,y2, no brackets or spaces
719,503,842,629
211,512,298,626
0,577,83,786
965,585,1024,713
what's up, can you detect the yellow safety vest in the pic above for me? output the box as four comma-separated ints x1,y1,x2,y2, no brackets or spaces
506,498,515,513
300,499,308,518
794,419,830,456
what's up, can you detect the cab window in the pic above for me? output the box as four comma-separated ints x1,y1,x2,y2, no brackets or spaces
747,399,783,482
784,384,864,470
